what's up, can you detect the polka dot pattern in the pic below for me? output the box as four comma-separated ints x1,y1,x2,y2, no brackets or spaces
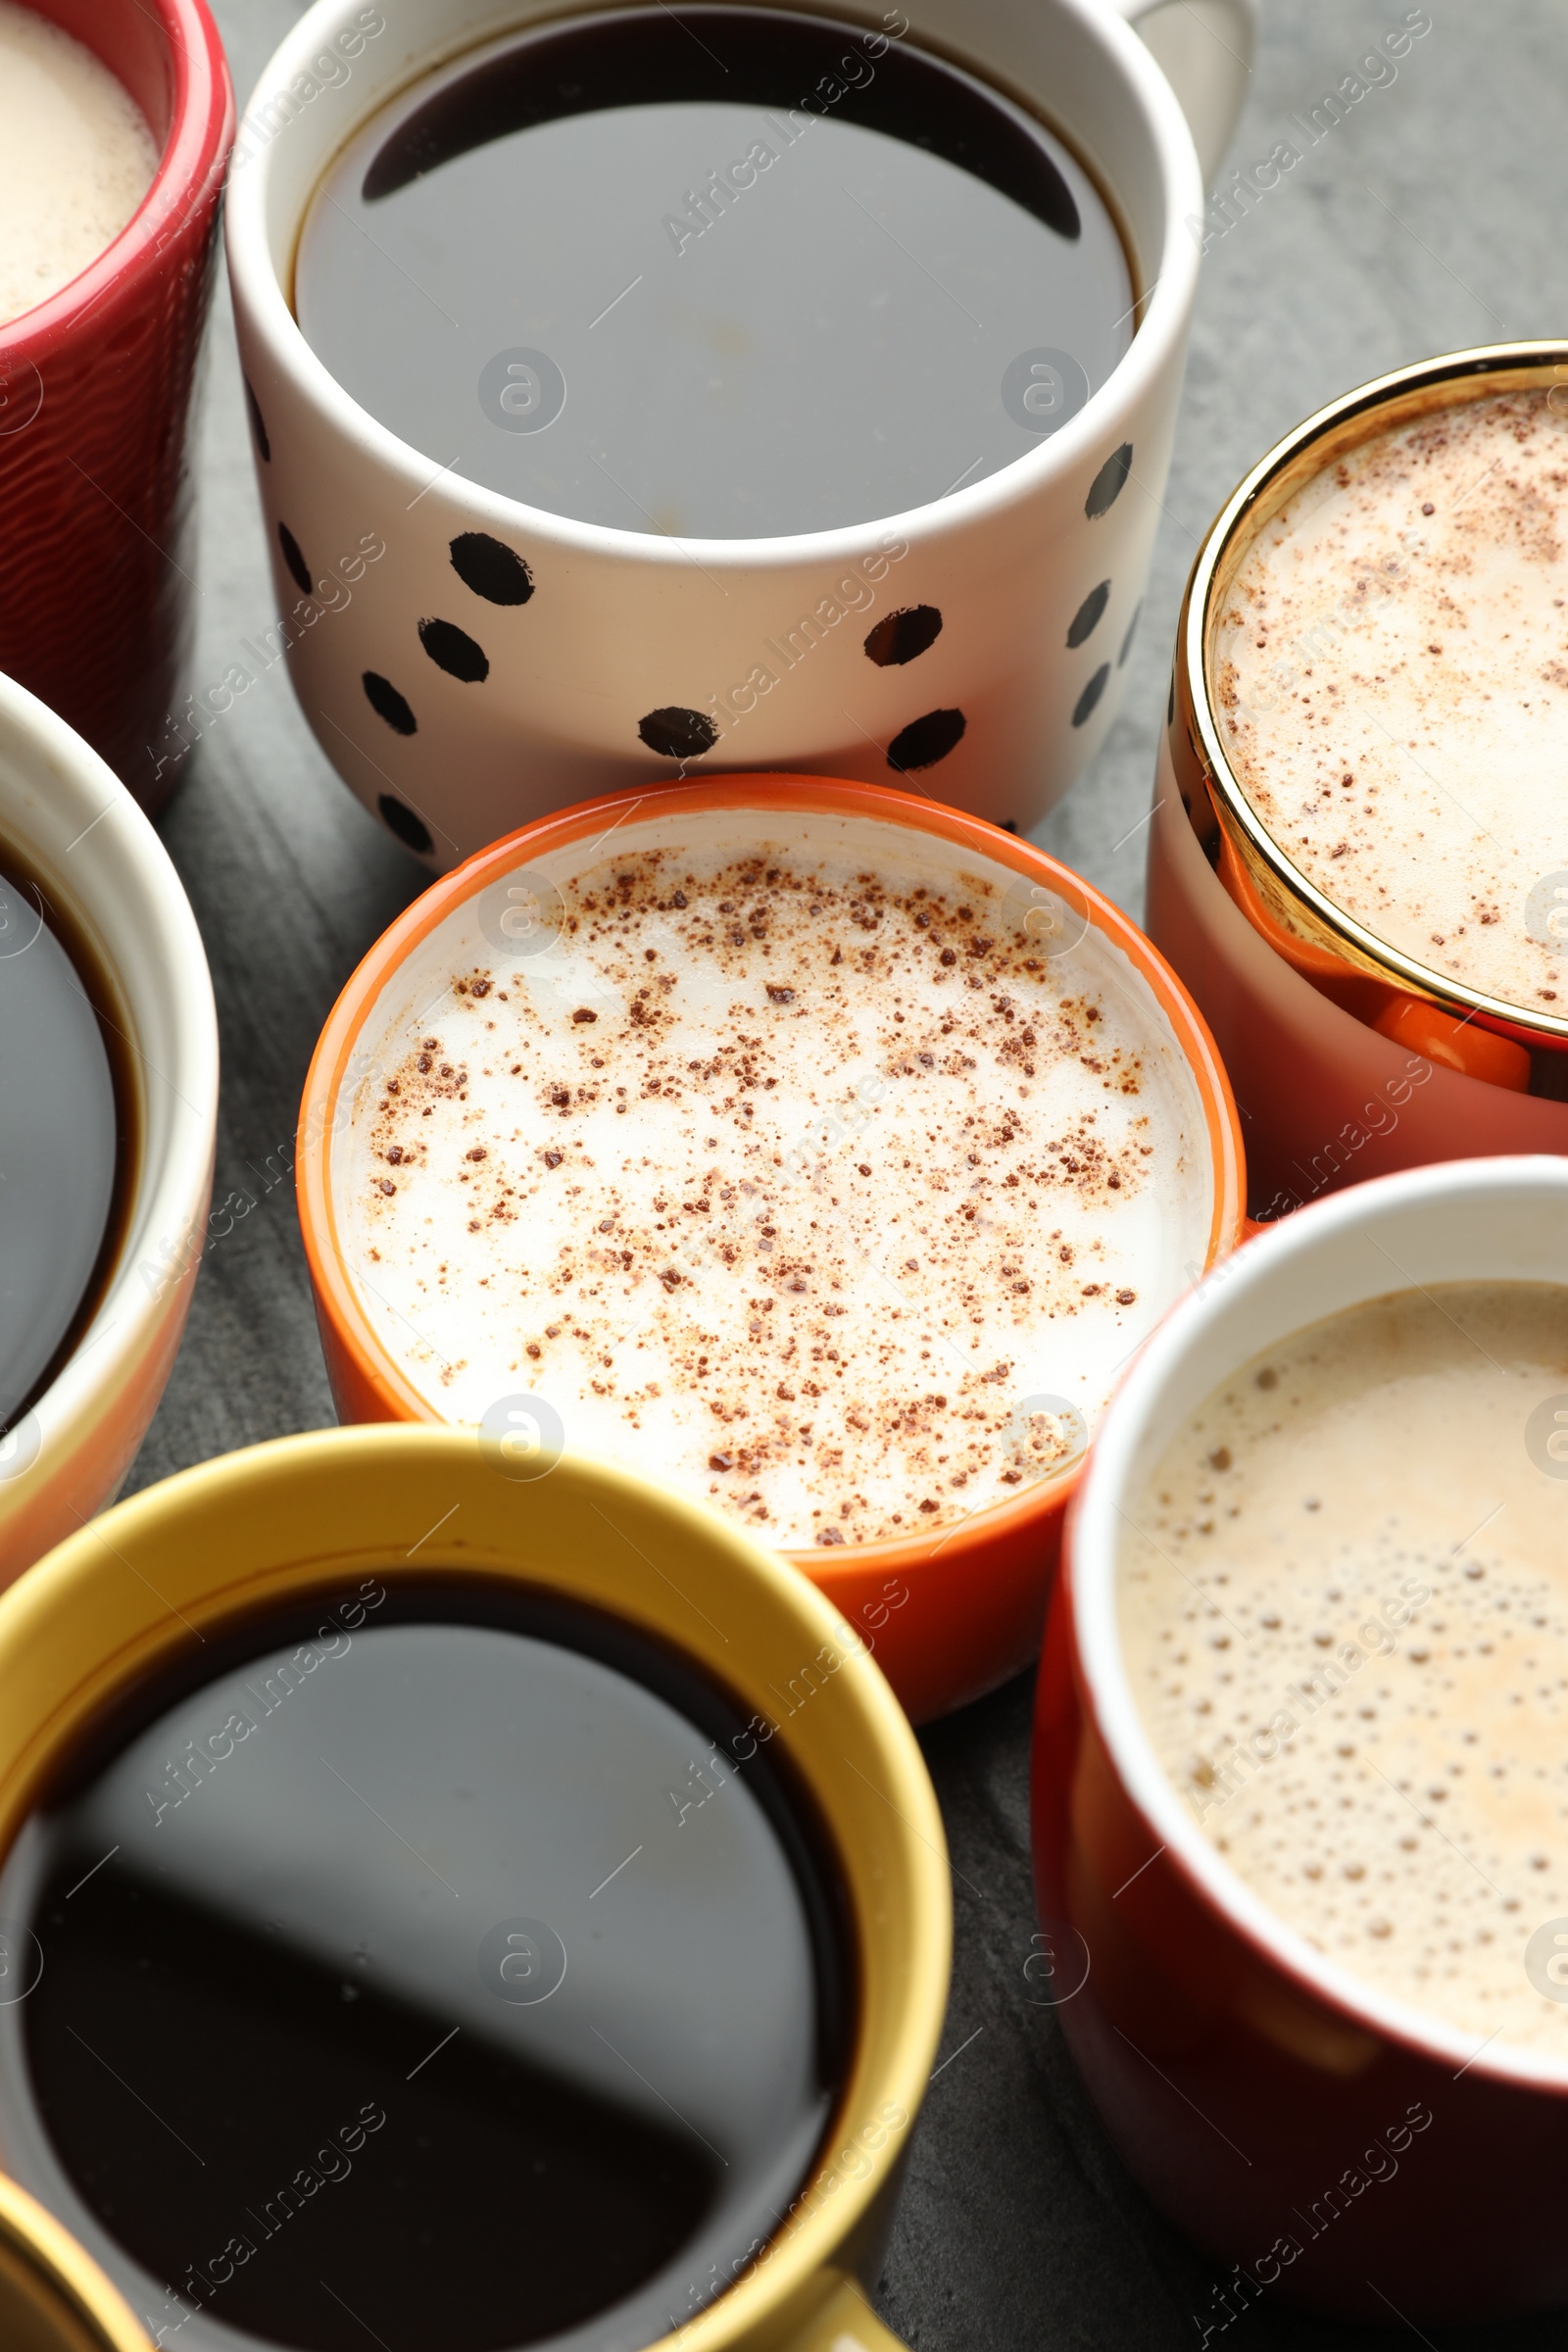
278,523,312,597
638,707,718,759
364,671,417,736
1066,580,1109,649
244,378,270,464
888,708,965,771
378,793,432,856
325,418,1142,823
1085,443,1133,520
1072,663,1110,728
863,605,943,666
418,617,490,683
450,532,534,606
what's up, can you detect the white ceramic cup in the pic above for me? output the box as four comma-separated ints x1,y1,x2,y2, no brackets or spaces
0,670,217,1577
225,0,1253,870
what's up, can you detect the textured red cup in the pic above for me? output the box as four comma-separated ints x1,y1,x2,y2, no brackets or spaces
0,0,233,805
1033,1156,1568,2324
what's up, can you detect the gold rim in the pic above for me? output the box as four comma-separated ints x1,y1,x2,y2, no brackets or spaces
1180,339,1568,1049
0,1427,951,2352
0,2175,150,2350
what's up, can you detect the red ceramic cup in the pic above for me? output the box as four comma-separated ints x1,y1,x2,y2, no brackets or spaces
0,0,233,805
295,774,1247,1721
1033,1155,1568,2324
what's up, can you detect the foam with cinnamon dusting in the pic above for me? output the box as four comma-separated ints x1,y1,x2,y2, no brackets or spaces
1120,1281,1568,2053
336,808,1214,1548
1214,388,1568,1015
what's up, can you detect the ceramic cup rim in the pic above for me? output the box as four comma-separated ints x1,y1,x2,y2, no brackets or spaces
0,2173,151,2352
0,1423,952,2352
1069,1151,1568,2094
0,0,232,367
295,771,1248,1592
0,669,218,1524
1181,339,1568,1050
222,0,1204,566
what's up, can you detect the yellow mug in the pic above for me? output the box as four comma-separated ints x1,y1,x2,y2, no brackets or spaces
0,1427,951,2352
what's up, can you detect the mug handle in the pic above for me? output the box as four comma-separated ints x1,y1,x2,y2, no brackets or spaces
1103,0,1257,185
782,2274,907,2352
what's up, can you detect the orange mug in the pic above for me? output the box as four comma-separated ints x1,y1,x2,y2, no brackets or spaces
296,774,1246,1719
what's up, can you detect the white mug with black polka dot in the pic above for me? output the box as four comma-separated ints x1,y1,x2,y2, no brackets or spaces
226,0,1253,868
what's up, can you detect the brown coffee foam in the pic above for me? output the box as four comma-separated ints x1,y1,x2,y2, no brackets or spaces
1120,1280,1568,2052
1214,388,1568,1018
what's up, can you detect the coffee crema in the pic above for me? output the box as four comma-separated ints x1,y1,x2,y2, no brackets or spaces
1119,1281,1568,2052
294,6,1132,536
1213,388,1568,1017
0,1,157,326
335,812,1214,1548
0,1582,848,2352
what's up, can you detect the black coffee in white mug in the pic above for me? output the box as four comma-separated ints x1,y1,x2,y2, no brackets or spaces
294,5,1134,536
0,1581,851,2352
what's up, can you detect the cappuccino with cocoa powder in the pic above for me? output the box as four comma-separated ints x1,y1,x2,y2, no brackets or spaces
1214,387,1568,1017
337,806,1215,1548
1120,1280,1568,2052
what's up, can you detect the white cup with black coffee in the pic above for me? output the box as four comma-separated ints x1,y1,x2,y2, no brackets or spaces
0,667,217,1577
224,0,1253,865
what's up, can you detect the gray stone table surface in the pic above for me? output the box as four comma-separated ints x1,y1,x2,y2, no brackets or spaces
125,2,1568,2344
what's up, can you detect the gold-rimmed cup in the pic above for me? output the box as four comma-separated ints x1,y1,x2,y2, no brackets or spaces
1147,341,1568,1220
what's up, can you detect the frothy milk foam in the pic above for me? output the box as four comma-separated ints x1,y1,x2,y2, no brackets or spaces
337,808,1214,1549
1215,389,1568,1017
1119,1282,1568,2052
0,2,158,325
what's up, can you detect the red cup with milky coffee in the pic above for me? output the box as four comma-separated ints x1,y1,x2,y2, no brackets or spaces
0,0,232,804
1034,1154,1568,2323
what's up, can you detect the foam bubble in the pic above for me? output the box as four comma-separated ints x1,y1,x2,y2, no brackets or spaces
1119,1282,1568,2053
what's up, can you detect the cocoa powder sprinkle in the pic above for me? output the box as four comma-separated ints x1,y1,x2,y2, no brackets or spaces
350,842,1201,1547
